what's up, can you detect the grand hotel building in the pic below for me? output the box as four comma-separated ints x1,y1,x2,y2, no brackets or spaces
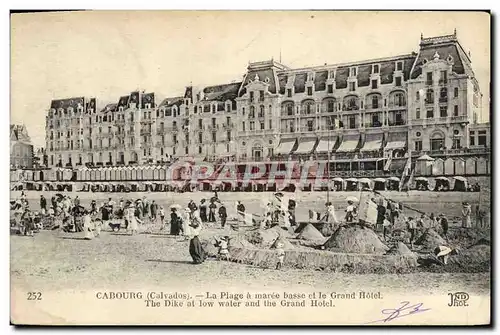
44,32,489,178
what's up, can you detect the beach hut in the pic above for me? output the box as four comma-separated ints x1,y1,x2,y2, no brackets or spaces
454,158,465,175
131,166,138,180
373,177,387,191
444,157,455,176
415,154,434,176
144,165,154,181
476,157,487,175
465,157,477,175
153,165,160,181
452,176,468,192
432,158,444,176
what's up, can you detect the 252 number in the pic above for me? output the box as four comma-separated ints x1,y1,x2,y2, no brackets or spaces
27,292,42,301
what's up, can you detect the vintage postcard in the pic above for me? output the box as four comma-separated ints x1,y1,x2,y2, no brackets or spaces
10,10,491,325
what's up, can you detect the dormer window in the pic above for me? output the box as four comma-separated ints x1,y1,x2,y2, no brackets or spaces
145,103,151,109
307,72,314,82
119,106,124,112
287,88,292,98
372,64,380,74
396,61,403,71
307,86,313,96
371,79,378,89
249,91,254,102
349,67,357,77
328,69,335,79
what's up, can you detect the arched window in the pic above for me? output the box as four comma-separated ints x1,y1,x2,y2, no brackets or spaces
343,96,359,111
394,92,406,107
426,89,434,103
302,101,314,115
259,105,264,118
371,95,379,109
282,102,294,116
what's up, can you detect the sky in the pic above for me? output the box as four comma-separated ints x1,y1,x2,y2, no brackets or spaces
11,11,490,147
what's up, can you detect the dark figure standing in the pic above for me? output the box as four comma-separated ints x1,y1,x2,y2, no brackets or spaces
208,200,217,223
199,199,208,223
40,195,47,213
218,204,227,228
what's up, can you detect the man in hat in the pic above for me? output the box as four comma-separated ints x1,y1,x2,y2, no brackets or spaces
236,201,245,224
218,202,227,229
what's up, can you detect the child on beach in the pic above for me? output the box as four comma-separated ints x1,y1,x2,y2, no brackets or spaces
275,241,285,270
216,236,230,261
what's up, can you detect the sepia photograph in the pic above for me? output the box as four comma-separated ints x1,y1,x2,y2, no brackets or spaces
9,10,491,325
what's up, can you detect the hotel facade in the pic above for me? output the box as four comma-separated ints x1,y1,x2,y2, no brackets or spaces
44,32,489,178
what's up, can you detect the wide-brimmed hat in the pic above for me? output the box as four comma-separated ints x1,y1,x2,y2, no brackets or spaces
462,202,469,206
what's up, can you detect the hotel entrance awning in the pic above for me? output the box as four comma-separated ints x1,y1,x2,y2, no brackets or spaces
294,138,317,154
276,138,297,155
336,135,360,153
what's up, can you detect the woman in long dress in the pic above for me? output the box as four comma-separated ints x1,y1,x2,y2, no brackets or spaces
187,208,205,264
83,211,94,240
461,202,472,228
126,203,140,235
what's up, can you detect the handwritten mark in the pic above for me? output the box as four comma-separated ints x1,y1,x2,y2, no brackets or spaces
365,301,431,324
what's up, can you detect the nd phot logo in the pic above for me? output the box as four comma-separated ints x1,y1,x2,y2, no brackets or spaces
448,292,469,307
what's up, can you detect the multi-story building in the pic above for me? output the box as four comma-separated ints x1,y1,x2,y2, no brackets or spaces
44,31,489,175
10,124,34,169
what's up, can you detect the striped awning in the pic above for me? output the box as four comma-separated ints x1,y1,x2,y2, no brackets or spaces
294,138,317,154
360,133,383,152
336,135,360,153
315,136,337,153
276,138,297,155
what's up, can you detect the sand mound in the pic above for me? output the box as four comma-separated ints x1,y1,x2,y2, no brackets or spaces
469,238,490,247
317,222,338,237
270,237,294,250
296,224,324,241
244,226,291,248
323,226,388,254
386,242,414,256
450,244,490,267
228,236,255,249
415,229,446,250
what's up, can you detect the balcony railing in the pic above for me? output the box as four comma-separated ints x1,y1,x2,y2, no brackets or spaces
439,96,448,103
388,102,406,109
343,104,360,111
424,98,434,104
